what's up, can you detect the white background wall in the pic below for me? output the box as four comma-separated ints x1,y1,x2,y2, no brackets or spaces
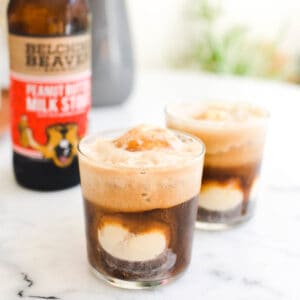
0,0,8,87
126,0,187,69
127,0,300,69
1,0,300,84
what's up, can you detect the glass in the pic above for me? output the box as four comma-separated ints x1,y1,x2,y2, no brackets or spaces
78,129,205,289
166,101,269,230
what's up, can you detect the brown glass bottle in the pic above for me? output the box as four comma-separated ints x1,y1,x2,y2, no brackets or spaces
8,0,91,191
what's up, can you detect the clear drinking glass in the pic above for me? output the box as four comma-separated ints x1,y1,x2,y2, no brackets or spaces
166,101,269,230
78,129,205,288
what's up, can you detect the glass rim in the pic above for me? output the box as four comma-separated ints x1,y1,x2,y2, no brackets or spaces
78,127,206,171
165,100,270,129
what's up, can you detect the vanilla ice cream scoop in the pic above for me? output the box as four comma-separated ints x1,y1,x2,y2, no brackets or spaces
98,224,168,262
199,182,243,212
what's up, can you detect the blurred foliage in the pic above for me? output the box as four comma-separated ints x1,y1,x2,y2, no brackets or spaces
172,0,289,80
290,55,300,84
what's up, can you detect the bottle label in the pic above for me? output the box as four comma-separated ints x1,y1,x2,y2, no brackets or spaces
9,33,91,167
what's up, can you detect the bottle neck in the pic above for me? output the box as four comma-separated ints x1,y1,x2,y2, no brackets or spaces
8,0,89,36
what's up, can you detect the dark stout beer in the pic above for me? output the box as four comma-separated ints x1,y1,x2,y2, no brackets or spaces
8,0,91,190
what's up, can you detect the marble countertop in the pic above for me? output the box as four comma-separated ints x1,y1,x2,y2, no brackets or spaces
1,71,300,300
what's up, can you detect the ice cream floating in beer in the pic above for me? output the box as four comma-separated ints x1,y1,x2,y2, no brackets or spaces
77,101,268,288
166,101,268,230
78,125,205,288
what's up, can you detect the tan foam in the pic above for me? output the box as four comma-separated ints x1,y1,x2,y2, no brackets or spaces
79,125,205,212
166,101,268,167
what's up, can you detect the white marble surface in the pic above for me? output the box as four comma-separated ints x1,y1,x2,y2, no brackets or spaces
1,71,300,300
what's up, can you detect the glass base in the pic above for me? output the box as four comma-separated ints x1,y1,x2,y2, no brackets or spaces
196,201,255,231
89,266,180,289
195,211,254,231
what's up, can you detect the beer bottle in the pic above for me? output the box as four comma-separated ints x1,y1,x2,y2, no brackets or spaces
7,0,91,190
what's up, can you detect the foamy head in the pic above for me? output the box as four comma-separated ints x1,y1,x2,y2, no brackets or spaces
166,101,268,167
78,125,205,212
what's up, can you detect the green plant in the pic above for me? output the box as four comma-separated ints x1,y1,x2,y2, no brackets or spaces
172,0,288,79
